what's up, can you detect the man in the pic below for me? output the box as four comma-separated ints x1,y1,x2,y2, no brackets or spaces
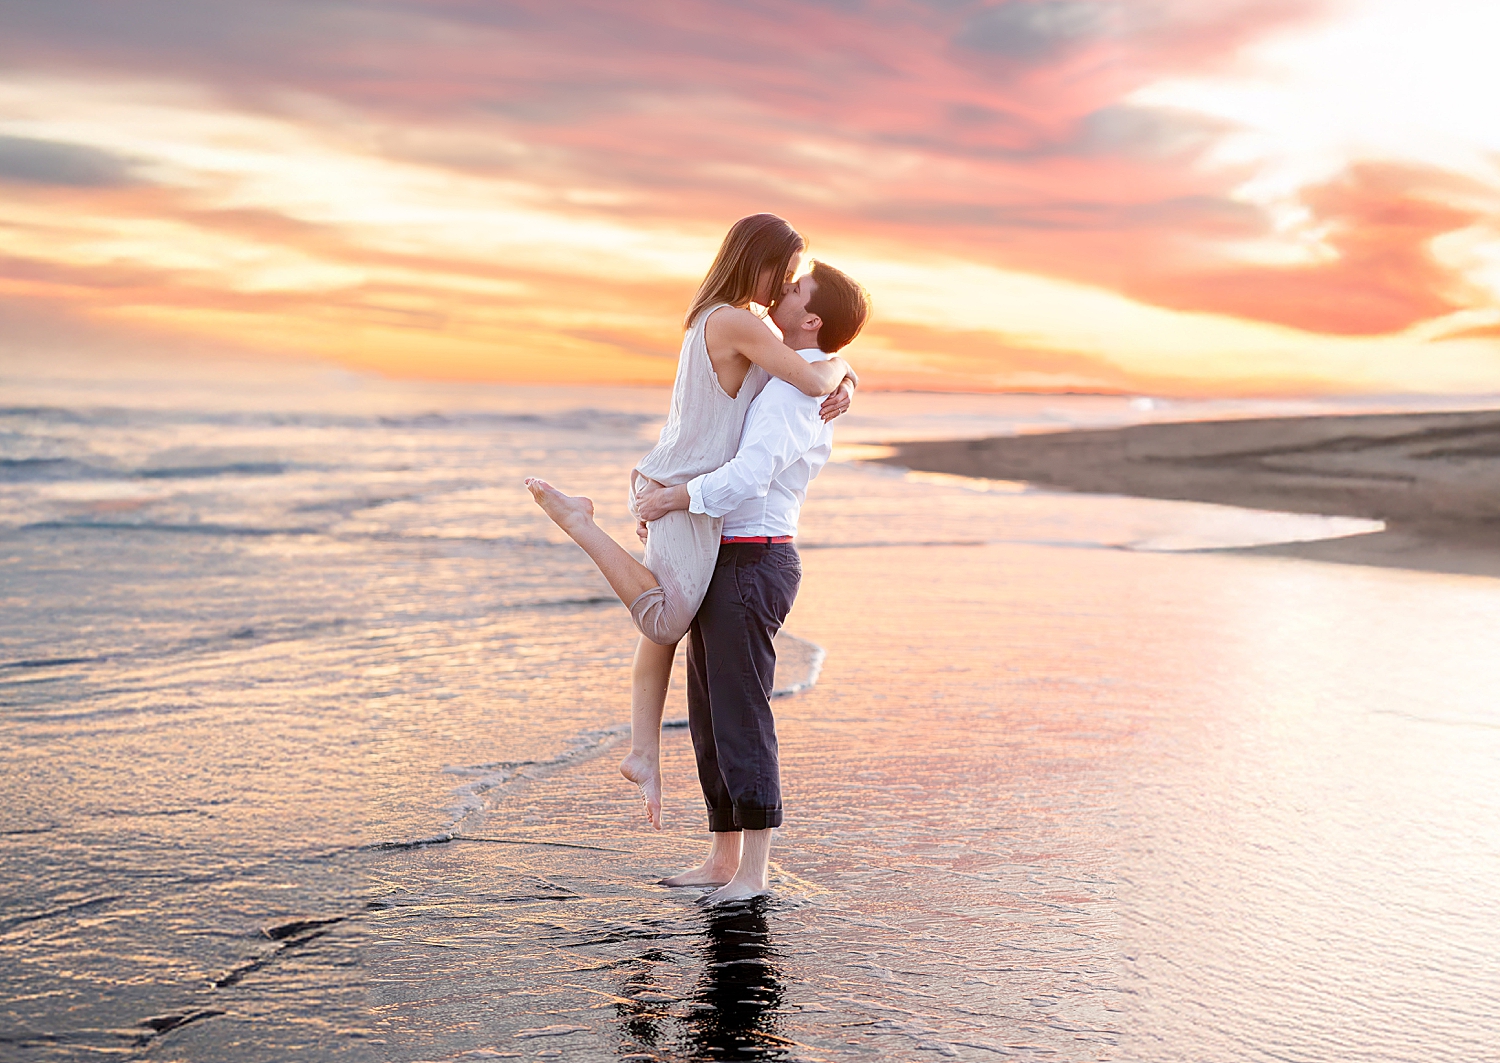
634,260,872,905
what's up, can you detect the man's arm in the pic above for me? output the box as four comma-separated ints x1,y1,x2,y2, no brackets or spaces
636,383,819,522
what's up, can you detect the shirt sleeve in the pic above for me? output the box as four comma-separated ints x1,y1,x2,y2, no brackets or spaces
686,382,820,518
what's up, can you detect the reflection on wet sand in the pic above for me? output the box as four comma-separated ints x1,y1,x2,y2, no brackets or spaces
8,381,1500,1062
683,904,786,1060
615,902,788,1061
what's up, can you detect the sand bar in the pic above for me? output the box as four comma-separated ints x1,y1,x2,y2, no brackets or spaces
878,408,1500,578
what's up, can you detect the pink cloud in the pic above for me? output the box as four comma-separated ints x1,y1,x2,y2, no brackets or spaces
6,0,1493,386
1120,164,1493,334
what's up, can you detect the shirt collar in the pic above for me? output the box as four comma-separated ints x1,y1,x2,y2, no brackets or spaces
795,346,828,362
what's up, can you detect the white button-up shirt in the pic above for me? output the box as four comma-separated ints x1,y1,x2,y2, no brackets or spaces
685,347,834,538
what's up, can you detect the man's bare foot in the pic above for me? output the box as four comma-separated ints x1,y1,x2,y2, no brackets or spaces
620,751,663,831
698,828,770,903
661,831,742,887
660,861,736,887
524,478,596,536
702,879,771,906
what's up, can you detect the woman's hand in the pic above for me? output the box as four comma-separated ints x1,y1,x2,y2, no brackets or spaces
636,519,649,544
637,483,691,522
820,376,855,422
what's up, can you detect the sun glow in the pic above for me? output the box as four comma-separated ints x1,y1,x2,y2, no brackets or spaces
1133,0,1500,303
1,1,1497,394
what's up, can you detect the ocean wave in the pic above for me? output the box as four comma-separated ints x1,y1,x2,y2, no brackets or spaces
135,462,290,479
374,408,656,433
0,405,89,422
0,457,116,482
0,456,294,483
290,493,412,514
770,632,826,698
1,403,656,433
359,723,634,852
797,538,992,550
0,655,101,671
10,521,660,573
0,618,353,689
21,520,323,537
362,631,830,852
510,594,619,610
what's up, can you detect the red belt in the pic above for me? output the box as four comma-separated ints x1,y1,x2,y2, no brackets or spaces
721,535,793,544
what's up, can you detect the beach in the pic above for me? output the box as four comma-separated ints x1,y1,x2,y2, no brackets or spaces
9,0,1500,1058
878,408,1500,578
4,370,1499,1062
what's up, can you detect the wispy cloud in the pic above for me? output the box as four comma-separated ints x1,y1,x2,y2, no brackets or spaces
1,0,1496,393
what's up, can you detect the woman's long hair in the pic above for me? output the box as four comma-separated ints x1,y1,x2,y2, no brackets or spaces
683,214,805,329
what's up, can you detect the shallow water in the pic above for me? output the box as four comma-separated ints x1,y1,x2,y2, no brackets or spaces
3,363,1497,1061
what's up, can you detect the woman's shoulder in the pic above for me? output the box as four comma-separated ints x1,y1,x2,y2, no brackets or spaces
703,304,760,338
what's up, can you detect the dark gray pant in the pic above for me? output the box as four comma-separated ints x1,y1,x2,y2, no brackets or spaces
686,542,801,832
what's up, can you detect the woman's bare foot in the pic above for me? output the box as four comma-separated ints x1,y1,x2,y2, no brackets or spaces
524,478,596,536
702,879,771,906
620,751,663,830
521,480,660,611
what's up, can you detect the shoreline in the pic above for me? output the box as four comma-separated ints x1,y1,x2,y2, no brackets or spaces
876,408,1500,579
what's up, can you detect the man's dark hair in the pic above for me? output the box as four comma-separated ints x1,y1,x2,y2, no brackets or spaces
806,260,871,353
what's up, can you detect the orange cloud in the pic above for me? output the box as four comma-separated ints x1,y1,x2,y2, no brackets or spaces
1120,164,1492,334
2,0,1498,395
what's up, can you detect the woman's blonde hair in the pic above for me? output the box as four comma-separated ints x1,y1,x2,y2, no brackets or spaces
684,214,805,329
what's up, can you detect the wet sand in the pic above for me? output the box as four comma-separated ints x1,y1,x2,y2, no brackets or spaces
9,381,1500,1062
351,542,1500,1062
877,408,1500,577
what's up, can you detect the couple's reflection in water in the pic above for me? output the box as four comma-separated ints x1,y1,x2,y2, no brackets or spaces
616,899,788,1061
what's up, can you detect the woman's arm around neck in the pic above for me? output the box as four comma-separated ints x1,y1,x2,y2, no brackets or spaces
707,307,848,397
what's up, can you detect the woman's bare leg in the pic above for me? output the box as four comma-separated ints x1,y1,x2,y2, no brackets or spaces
619,636,676,830
524,479,659,607
528,478,683,828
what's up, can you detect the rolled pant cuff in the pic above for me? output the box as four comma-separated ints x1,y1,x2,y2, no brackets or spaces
706,807,784,832
736,807,783,831
707,809,741,833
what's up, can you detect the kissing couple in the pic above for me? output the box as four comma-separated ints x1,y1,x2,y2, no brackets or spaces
527,213,870,905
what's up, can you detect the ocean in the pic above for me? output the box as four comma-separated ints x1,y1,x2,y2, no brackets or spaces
3,359,1497,1062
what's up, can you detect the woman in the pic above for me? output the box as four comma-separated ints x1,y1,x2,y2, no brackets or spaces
525,214,854,829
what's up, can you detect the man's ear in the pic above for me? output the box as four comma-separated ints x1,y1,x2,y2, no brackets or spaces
801,313,823,335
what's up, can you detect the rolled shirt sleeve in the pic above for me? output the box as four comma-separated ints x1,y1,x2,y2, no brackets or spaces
686,381,821,518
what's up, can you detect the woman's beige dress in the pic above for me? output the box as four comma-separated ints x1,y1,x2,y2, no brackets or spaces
628,303,768,645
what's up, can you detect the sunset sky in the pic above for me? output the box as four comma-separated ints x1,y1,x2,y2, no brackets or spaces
2,0,1498,394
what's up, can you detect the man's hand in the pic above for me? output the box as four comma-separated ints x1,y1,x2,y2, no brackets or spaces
637,483,691,522
636,519,649,544
820,376,855,422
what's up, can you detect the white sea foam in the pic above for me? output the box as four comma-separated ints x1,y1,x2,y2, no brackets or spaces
429,630,829,844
